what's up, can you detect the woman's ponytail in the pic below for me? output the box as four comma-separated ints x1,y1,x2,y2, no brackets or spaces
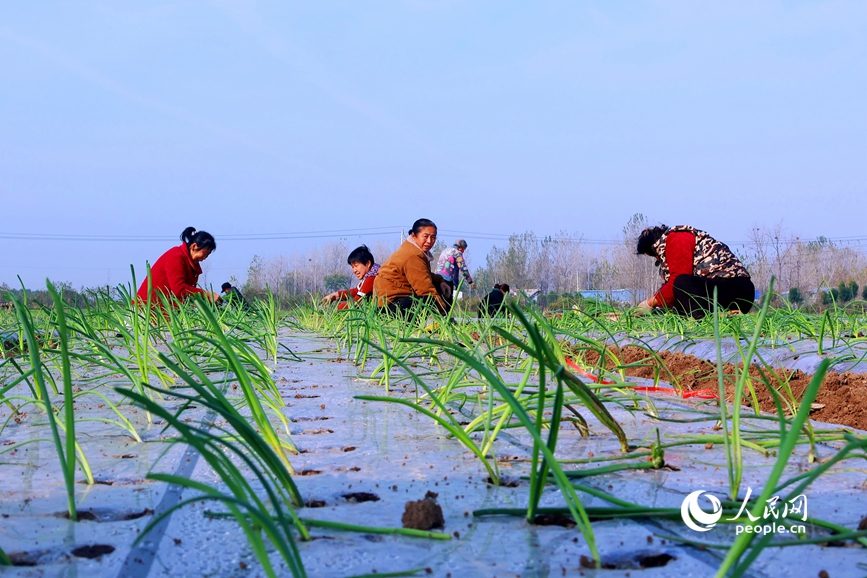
180,227,217,252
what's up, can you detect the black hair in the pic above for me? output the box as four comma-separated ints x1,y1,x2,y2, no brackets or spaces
221,282,232,291
500,283,510,293
347,245,375,266
181,227,217,252
409,218,437,236
636,225,667,257
493,283,501,289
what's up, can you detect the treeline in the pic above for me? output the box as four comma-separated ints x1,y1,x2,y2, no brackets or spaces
0,282,102,308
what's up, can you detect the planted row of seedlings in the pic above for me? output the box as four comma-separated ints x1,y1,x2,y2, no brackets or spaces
295,282,867,576
0,281,313,575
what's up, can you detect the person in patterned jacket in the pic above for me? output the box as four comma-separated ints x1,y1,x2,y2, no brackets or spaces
435,239,476,295
635,225,755,319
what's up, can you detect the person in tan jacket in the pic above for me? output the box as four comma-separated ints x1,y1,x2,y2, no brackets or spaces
374,218,451,315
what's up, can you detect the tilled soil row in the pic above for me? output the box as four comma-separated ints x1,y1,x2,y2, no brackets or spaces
578,345,867,430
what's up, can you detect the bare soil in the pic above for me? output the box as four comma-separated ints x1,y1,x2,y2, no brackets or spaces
580,345,867,430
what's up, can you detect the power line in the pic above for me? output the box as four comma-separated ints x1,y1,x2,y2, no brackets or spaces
1,228,865,247
0,226,404,242
441,229,867,247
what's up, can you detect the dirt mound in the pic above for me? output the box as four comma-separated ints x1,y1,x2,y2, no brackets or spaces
401,491,444,530
580,345,867,430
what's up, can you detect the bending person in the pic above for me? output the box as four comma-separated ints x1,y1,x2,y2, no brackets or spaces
479,283,510,318
435,239,475,294
374,219,450,315
137,227,220,305
322,245,380,310
221,282,248,308
635,224,754,318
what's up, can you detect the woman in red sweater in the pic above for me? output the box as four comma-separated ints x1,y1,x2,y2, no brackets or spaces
136,227,220,305
322,245,380,310
635,225,754,319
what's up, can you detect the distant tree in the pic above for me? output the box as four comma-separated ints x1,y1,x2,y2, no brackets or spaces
472,266,494,292
849,281,859,301
324,274,350,294
485,232,536,290
863,286,867,301
430,241,449,273
788,287,804,306
243,255,265,293
838,282,850,302
822,288,840,306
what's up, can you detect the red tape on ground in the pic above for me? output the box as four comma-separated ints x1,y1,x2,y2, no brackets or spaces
565,357,718,400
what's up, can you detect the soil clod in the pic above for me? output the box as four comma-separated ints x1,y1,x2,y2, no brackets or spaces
485,476,521,487
402,492,444,530
7,549,54,566
343,492,380,503
533,513,575,528
59,510,98,521
122,508,154,521
579,551,675,570
71,544,115,559
56,507,153,522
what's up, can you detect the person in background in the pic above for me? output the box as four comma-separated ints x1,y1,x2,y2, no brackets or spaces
435,239,475,296
321,245,380,310
137,227,220,305
479,283,510,318
374,219,451,315
221,282,248,308
635,224,754,319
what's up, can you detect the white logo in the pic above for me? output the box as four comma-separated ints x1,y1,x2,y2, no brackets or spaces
680,488,808,535
680,490,722,532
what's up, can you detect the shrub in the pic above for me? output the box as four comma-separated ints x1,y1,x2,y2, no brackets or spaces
788,287,804,306
324,274,351,294
838,282,852,303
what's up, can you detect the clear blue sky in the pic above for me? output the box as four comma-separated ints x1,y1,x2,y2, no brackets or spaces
1,1,865,289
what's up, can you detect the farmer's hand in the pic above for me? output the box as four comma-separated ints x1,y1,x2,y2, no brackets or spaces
470,283,476,290
321,291,338,304
634,299,653,315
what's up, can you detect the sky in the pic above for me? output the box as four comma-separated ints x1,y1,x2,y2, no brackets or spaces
1,1,865,289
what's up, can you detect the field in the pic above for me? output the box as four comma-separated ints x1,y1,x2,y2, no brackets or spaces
0,283,865,577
